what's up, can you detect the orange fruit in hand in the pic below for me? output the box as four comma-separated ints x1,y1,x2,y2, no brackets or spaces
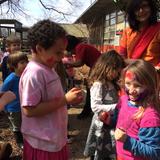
99,111,108,121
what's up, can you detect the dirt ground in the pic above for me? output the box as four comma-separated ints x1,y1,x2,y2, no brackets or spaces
0,65,92,160
0,105,92,160
68,105,92,160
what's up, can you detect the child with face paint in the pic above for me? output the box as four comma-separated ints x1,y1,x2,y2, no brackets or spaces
114,59,160,160
83,50,125,160
19,19,83,160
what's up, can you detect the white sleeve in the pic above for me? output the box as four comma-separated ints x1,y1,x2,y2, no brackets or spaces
90,82,117,113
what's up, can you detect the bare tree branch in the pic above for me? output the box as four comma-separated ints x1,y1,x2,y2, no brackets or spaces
38,0,82,23
0,0,8,5
0,0,26,16
39,0,70,15
0,0,85,25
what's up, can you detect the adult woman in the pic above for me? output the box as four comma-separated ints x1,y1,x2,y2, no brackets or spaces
119,0,160,70
66,35,101,119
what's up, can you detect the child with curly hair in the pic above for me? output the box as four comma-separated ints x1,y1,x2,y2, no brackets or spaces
19,19,83,160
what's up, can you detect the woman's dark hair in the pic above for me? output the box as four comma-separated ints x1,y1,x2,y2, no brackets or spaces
126,0,158,31
66,35,81,52
27,19,66,53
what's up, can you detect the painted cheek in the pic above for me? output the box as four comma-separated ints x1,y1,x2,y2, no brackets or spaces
124,86,129,95
132,89,147,101
125,83,136,95
136,87,145,95
46,57,55,64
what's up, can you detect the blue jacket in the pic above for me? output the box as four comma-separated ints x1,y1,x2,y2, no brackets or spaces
1,72,20,112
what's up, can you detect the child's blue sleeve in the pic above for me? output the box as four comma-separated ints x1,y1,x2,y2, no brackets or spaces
109,108,119,128
124,127,160,159
1,76,13,92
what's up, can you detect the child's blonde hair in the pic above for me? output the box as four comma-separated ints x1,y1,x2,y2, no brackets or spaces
6,35,21,47
8,51,28,71
121,59,160,119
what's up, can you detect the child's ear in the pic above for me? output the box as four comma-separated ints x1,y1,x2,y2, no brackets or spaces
36,44,43,53
8,64,15,72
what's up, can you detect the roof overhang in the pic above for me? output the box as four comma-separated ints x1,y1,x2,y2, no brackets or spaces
75,0,127,24
75,0,118,24
60,23,89,38
0,19,22,25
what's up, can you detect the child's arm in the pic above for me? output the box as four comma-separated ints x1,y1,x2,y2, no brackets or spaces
0,75,16,111
0,91,16,111
100,98,121,127
22,87,83,117
124,127,160,159
1,76,12,92
91,82,117,113
115,128,127,141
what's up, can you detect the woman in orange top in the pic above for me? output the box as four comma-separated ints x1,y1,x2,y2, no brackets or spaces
119,0,160,71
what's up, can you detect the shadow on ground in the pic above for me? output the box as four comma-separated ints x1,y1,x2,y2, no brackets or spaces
68,106,92,160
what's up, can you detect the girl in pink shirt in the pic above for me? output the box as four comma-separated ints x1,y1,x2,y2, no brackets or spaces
19,19,83,160
114,59,160,160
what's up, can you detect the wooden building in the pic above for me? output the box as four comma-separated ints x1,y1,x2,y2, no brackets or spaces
0,19,89,53
75,0,127,52
0,19,23,38
0,19,30,52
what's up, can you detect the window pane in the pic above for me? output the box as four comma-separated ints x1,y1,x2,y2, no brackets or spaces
109,39,114,45
103,39,110,44
117,10,123,15
104,32,110,39
117,14,125,23
110,18,116,25
105,20,109,27
110,12,116,18
110,31,115,37
106,15,109,20
104,27,109,32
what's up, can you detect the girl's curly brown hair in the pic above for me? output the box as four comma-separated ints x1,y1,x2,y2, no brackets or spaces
89,50,126,91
